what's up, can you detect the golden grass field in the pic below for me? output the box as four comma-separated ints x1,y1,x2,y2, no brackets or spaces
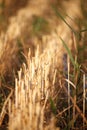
0,0,87,130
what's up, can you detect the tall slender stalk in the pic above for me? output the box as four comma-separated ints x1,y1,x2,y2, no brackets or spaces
83,73,86,130
67,55,70,125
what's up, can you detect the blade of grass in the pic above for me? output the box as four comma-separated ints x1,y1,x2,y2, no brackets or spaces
80,28,87,33
49,97,57,115
60,37,78,69
52,5,77,35
52,5,83,41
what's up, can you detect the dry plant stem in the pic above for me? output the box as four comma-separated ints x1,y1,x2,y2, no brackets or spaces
0,85,13,126
63,84,87,124
57,98,83,117
73,92,76,127
72,63,78,127
83,73,86,130
0,1,85,129
67,55,70,123
8,46,60,130
73,33,78,127
64,79,76,89
57,105,72,117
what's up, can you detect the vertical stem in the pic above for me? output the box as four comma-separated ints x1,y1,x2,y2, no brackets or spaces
73,56,78,127
68,55,70,124
83,73,86,130
73,93,76,127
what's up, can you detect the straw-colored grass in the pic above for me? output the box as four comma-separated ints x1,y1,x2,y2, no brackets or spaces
8,47,60,130
0,0,87,129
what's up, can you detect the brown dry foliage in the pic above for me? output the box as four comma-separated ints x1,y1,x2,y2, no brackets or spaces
0,0,86,130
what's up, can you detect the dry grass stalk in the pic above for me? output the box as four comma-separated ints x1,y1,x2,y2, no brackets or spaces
0,0,86,129
0,0,82,79
83,72,86,129
63,83,87,124
67,55,70,123
0,33,19,76
0,85,13,126
8,47,60,130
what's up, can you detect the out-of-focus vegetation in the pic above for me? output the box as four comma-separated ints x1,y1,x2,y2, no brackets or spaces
0,0,87,130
